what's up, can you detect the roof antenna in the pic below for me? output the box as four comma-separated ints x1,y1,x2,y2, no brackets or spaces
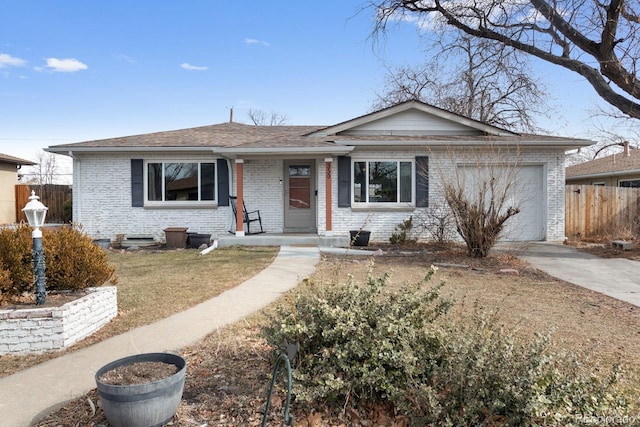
229,107,234,123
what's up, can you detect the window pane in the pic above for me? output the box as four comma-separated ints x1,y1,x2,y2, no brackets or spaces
289,165,311,209
620,179,640,188
165,163,198,201
289,166,311,177
369,161,397,202
147,163,163,201
400,162,412,202
201,163,216,200
353,161,366,202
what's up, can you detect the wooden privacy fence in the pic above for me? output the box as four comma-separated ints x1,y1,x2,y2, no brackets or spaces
565,185,640,239
15,184,72,224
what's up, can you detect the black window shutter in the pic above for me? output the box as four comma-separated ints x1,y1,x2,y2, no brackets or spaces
217,158,230,206
131,159,144,207
415,156,429,207
337,156,351,207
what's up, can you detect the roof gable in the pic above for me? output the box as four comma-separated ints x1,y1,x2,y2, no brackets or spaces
308,100,517,138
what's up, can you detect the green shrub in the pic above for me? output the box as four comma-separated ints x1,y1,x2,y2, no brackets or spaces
43,225,117,291
263,270,633,425
389,216,414,244
404,310,632,426
262,265,452,404
0,224,34,295
62,200,72,223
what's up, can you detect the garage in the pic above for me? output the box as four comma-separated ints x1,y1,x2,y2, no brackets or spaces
456,164,545,241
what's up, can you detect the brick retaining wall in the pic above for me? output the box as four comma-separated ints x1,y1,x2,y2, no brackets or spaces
0,286,117,355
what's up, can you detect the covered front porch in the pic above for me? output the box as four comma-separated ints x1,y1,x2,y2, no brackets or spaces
216,233,350,248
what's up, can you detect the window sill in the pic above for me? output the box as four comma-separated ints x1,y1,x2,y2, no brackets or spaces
144,202,218,209
350,204,415,212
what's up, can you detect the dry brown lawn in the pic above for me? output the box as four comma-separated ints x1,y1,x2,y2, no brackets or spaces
34,243,640,426
0,246,278,378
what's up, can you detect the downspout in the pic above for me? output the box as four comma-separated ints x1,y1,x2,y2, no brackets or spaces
68,151,80,224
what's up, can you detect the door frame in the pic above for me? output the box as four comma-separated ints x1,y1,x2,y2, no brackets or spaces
283,159,317,233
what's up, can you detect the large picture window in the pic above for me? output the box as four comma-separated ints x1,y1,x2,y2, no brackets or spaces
146,162,216,203
353,160,413,204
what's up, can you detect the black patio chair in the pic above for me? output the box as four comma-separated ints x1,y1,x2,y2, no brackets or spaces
229,196,264,234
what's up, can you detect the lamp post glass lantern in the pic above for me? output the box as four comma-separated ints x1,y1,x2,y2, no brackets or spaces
22,191,48,305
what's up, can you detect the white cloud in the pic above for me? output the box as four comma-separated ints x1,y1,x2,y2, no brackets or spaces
0,53,27,68
180,62,208,71
116,54,136,63
43,57,88,73
245,38,270,47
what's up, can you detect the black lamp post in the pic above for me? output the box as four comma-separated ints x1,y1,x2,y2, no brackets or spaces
22,191,48,305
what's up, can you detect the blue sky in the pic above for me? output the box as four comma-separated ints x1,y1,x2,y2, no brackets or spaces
0,0,617,167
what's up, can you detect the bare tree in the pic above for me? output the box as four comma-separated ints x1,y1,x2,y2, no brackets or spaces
24,151,57,186
247,109,288,126
370,0,640,120
20,151,73,186
435,144,522,257
374,35,550,132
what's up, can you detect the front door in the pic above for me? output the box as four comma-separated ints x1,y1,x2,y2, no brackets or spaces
284,160,316,232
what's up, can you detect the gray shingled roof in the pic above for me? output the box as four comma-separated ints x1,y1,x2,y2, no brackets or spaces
46,101,590,155
0,153,36,166
47,123,328,150
566,148,640,178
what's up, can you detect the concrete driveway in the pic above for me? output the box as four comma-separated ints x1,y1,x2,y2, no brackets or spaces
512,242,640,308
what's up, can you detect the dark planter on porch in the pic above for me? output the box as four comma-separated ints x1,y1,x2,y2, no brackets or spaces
350,230,371,246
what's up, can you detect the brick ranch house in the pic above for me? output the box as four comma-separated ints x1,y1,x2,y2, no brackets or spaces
46,101,588,245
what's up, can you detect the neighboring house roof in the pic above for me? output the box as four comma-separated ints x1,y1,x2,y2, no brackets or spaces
47,100,590,157
0,153,36,166
566,148,640,179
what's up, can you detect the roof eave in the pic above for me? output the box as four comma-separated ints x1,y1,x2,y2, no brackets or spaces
214,146,355,159
46,146,221,156
333,138,589,148
566,168,640,180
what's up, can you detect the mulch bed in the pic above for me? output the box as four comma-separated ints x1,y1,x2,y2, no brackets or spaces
98,361,179,386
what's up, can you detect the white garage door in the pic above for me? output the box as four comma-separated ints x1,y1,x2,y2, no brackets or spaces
457,164,545,241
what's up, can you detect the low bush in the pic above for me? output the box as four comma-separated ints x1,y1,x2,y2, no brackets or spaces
262,265,452,404
262,268,633,425
389,216,414,244
0,224,34,295
405,309,631,426
0,224,117,300
43,225,117,291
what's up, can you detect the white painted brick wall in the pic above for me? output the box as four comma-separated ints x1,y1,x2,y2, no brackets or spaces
238,159,285,233
72,147,568,243
0,287,117,355
330,147,568,243
73,153,230,241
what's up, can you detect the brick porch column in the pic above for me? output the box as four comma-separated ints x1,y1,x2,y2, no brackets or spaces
325,157,333,236
235,159,244,236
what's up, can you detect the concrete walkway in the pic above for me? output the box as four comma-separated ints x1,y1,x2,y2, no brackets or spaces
515,242,640,308
0,245,320,427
